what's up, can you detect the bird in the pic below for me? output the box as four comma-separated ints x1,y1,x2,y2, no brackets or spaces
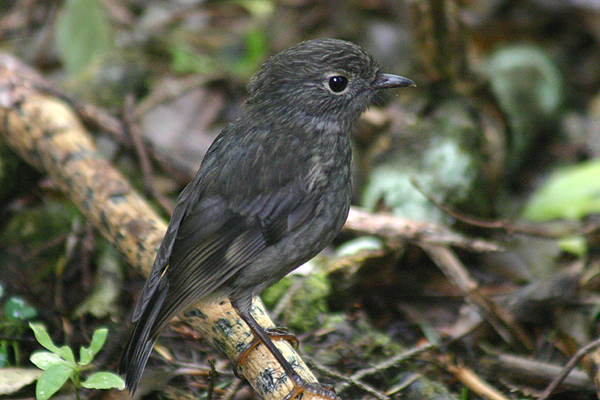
120,37,414,398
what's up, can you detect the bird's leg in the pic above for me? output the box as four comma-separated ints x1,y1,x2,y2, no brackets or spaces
236,309,340,400
236,326,299,366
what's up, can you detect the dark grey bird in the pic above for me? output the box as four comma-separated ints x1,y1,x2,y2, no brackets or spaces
120,38,414,398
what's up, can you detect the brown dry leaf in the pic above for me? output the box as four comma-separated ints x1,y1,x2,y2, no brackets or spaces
0,367,43,394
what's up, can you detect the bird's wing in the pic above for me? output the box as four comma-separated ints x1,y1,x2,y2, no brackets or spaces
155,176,311,329
131,178,198,322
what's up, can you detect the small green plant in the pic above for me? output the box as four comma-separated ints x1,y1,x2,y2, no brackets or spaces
0,282,38,367
29,322,124,400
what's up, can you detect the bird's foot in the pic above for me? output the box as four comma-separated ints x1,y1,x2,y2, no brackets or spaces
234,326,299,378
282,378,340,400
234,326,339,399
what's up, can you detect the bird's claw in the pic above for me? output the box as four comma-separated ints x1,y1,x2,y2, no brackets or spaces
282,379,340,400
234,326,299,378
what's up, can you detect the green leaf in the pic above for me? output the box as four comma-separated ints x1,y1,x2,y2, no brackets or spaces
558,236,588,257
55,0,111,74
29,323,75,364
0,344,8,368
4,296,37,321
522,160,600,221
30,351,65,370
171,45,218,75
336,236,384,257
36,364,72,400
29,323,61,354
0,201,79,245
56,346,75,365
79,328,107,365
81,372,125,390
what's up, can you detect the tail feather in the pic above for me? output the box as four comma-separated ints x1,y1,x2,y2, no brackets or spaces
120,280,169,393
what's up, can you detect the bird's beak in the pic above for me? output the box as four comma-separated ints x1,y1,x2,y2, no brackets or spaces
374,74,416,89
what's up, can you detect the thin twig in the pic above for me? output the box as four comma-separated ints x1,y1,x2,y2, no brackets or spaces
304,357,389,400
421,243,533,351
222,377,244,400
307,343,434,399
445,362,510,400
410,177,600,239
385,372,422,395
123,93,174,215
342,342,435,388
538,337,600,400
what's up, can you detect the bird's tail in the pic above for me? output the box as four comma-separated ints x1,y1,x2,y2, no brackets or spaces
119,282,169,394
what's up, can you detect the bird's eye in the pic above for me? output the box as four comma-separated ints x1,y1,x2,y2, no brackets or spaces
328,75,348,93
